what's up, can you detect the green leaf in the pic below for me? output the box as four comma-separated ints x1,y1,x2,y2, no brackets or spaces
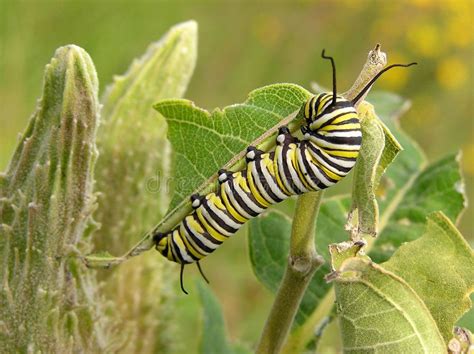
197,281,250,354
154,84,312,231
457,294,474,331
333,255,446,353
197,281,230,353
346,101,402,238
366,92,426,217
370,152,466,262
383,212,474,343
0,45,101,351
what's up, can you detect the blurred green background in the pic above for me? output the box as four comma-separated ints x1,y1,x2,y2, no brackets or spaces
1,0,472,351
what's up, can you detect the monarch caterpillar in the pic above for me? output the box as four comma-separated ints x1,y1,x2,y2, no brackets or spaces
153,51,416,294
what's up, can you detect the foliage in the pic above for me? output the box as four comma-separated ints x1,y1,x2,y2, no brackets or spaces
1,19,472,354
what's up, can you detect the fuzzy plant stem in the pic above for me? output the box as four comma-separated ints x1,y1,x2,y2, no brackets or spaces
256,191,325,354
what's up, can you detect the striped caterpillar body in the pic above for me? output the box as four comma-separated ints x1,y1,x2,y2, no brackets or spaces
152,51,416,293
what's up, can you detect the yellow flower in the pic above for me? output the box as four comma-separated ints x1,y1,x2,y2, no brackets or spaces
407,23,441,57
436,57,468,90
379,53,410,90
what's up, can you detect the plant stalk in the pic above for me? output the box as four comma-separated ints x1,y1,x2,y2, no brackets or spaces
256,191,325,354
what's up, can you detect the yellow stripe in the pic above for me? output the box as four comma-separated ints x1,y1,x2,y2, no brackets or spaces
172,231,189,259
166,236,173,261
325,149,359,158
304,98,311,118
246,167,271,207
196,209,227,242
291,145,313,190
318,94,333,112
208,193,226,210
236,173,250,193
187,216,204,233
320,123,360,131
179,225,204,259
330,113,359,125
318,161,342,181
263,154,275,174
220,185,248,223
273,146,291,195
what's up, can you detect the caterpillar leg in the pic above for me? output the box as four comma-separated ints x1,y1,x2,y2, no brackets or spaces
196,261,209,284
180,263,188,295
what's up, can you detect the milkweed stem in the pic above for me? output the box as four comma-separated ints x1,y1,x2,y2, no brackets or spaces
256,191,325,354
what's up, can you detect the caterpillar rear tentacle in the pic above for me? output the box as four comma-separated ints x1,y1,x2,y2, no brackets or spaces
152,51,416,294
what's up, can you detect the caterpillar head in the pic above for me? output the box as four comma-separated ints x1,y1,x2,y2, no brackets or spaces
303,93,354,126
302,49,416,127
153,232,169,257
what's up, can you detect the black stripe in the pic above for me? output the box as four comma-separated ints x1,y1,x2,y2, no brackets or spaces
314,132,362,146
202,199,238,234
191,213,223,245
302,142,339,184
280,143,303,194
183,217,215,253
240,169,267,209
177,229,201,261
253,157,283,203
227,175,259,217
300,142,327,189
307,96,314,119
248,163,274,205
332,117,360,126
306,142,352,173
169,231,187,264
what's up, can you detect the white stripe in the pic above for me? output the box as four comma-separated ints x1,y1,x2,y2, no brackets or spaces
306,156,335,187
233,178,265,214
308,135,361,150
180,224,209,255
309,107,356,130
249,161,276,204
310,143,358,169
296,146,321,190
276,146,297,195
306,143,350,176
318,130,362,138
172,230,194,263
259,159,288,200
200,206,233,237
184,216,219,250
286,145,309,193
206,198,242,229
224,183,253,219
